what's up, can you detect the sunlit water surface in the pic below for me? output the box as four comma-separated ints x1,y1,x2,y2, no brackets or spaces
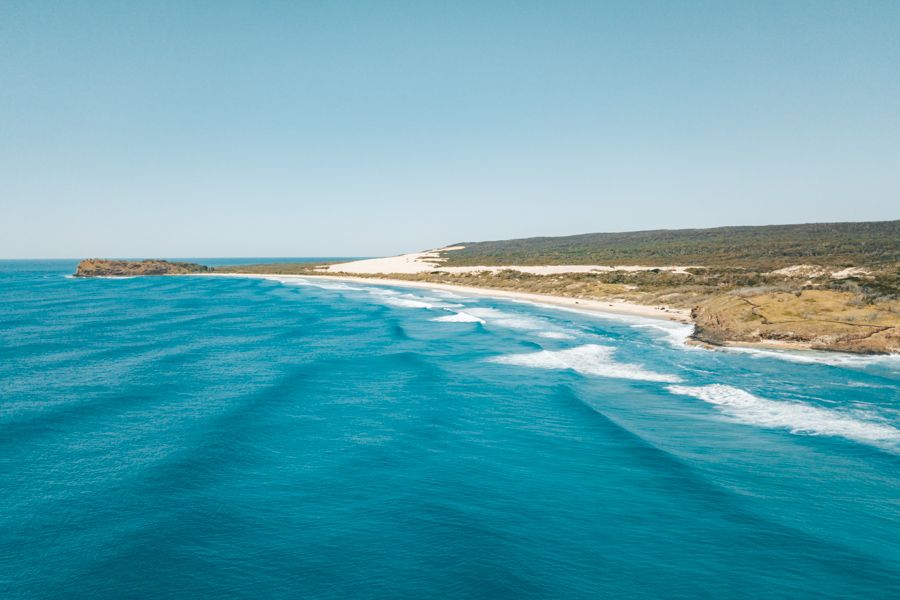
2,260,898,599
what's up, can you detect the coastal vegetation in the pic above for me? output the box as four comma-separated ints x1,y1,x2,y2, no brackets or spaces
439,220,900,269
213,262,334,275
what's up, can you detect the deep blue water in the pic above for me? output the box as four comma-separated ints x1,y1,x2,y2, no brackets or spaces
2,260,899,599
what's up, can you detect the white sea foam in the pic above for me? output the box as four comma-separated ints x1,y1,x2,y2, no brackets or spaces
668,384,900,448
428,289,466,299
397,292,442,302
270,277,472,312
630,321,696,349
366,288,401,296
460,307,579,339
537,331,576,340
506,298,697,349
301,280,367,291
723,347,900,374
465,307,522,319
274,277,317,287
431,311,485,323
385,297,433,309
489,344,681,383
465,307,546,331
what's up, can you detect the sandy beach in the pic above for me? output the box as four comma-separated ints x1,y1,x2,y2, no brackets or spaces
200,272,692,324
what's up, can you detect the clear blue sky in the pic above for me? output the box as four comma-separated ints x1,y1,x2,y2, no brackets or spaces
2,1,898,258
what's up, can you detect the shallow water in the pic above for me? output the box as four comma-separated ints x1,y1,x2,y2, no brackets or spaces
2,260,899,599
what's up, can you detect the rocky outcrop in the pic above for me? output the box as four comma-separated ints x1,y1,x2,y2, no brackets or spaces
692,290,900,354
74,259,209,277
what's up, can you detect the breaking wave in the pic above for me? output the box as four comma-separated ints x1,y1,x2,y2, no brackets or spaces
489,344,681,383
668,384,900,449
431,311,485,323
723,347,900,373
629,321,696,349
537,331,576,340
385,297,433,309
465,307,544,330
275,277,367,292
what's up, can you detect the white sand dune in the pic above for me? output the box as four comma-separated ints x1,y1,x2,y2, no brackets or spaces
323,248,455,274
324,247,697,276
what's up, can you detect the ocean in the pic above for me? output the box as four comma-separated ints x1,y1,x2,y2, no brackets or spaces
2,260,899,599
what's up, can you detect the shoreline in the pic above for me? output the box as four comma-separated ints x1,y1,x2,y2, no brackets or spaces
198,272,898,358
198,272,693,324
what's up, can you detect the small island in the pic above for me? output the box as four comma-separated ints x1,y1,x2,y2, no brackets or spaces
74,259,209,278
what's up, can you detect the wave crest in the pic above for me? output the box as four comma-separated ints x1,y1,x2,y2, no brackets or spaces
724,347,900,373
489,344,681,383
537,331,576,340
668,384,900,448
385,297,433,309
432,311,485,323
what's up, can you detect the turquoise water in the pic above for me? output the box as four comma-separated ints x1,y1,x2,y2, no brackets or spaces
2,260,899,599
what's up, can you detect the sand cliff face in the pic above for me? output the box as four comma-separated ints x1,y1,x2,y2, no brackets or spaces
691,290,900,354
74,259,209,277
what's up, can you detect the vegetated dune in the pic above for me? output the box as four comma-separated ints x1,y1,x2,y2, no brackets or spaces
440,220,900,268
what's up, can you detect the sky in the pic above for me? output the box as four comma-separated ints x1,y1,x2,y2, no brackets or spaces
1,1,898,258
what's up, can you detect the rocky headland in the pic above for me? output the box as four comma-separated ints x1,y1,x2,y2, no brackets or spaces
690,290,900,354
74,259,209,277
